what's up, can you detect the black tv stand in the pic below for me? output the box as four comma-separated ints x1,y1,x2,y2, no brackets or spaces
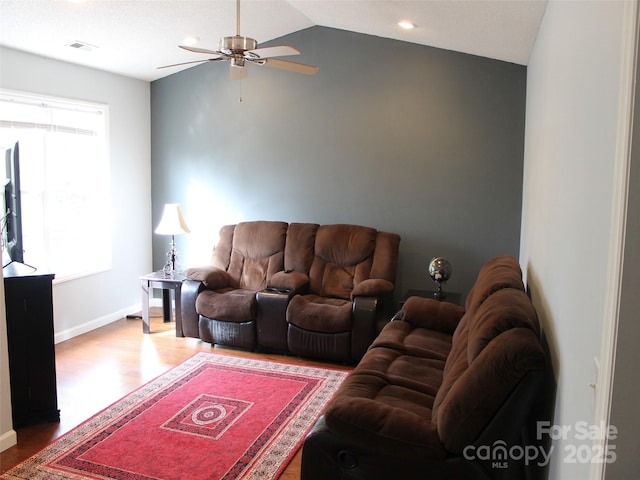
3,267,59,427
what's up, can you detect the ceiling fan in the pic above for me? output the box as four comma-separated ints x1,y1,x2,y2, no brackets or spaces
158,0,318,80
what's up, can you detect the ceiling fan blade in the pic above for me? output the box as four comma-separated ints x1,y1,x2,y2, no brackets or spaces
260,58,319,75
245,45,300,59
230,65,247,80
179,45,224,57
157,59,218,69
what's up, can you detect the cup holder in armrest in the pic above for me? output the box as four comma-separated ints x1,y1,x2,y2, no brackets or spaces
263,287,292,294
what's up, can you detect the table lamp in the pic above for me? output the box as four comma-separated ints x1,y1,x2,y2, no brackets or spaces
155,203,190,274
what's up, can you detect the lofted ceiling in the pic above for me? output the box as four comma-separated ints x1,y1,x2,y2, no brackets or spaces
0,0,548,82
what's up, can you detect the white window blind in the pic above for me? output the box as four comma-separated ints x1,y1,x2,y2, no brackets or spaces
0,89,111,281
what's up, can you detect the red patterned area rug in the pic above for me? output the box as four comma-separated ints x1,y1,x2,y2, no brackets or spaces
2,353,349,480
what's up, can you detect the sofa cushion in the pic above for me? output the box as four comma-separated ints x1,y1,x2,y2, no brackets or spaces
370,231,402,281
226,221,287,290
283,223,319,273
467,288,540,363
370,321,452,362
324,369,446,458
401,296,465,334
464,255,524,314
195,288,257,322
309,224,377,299
235,255,283,290
355,347,446,399
314,224,377,269
311,261,356,300
287,294,352,333
325,385,444,459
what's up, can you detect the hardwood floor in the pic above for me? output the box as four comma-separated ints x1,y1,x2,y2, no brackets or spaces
0,308,350,478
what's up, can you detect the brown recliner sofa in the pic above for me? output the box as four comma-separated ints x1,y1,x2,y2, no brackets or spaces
181,221,400,363
301,255,552,480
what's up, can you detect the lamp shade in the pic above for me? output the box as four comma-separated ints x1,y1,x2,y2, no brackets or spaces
154,203,190,235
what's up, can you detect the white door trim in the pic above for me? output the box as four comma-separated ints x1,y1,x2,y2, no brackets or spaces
591,3,639,479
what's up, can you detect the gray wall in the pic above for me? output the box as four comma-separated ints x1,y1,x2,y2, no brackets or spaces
150,26,526,303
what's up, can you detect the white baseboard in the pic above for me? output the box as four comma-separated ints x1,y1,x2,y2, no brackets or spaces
54,303,142,344
54,298,166,344
0,428,17,452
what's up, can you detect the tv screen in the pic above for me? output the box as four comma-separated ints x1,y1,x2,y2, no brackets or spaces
2,141,24,267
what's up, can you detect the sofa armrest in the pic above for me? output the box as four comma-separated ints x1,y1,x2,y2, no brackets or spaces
268,270,309,293
180,279,206,338
351,278,394,299
351,296,379,362
401,296,465,334
185,265,231,289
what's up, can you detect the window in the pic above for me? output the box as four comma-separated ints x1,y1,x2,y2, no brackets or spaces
0,89,111,281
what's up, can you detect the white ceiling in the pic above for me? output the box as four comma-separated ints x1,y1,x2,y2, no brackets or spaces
0,0,548,82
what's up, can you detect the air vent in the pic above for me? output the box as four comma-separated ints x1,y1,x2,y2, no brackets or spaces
66,40,98,52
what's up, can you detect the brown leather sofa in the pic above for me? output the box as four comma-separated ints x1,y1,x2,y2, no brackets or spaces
300,255,552,480
181,221,401,363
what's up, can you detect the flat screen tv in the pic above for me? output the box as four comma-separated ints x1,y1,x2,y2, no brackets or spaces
2,141,24,268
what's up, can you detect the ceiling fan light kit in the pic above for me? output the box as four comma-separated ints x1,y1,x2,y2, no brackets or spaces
220,35,257,54
158,0,318,80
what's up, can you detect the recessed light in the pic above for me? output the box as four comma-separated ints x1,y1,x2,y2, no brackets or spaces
398,21,416,30
181,36,200,46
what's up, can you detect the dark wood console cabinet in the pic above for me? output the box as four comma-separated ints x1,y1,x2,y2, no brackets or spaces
3,270,59,427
